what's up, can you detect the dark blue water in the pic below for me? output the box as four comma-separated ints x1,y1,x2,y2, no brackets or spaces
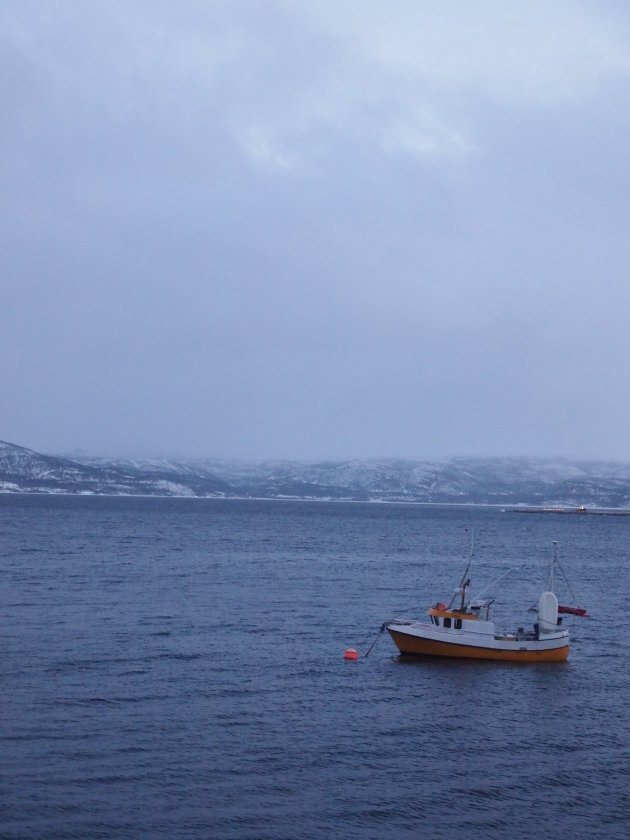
1,496,629,839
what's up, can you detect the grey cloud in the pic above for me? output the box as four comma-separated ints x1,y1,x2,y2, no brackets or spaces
2,1,630,460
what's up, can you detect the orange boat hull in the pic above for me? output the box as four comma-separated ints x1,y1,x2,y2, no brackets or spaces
387,627,569,663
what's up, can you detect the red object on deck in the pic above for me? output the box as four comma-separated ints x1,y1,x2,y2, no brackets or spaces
558,605,588,616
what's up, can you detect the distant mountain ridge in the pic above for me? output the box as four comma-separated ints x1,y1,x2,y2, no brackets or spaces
0,440,230,498
2,439,630,507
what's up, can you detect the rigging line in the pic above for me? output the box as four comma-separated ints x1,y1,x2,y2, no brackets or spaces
556,557,580,604
473,567,515,601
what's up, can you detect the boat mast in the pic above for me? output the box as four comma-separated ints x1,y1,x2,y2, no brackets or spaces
460,528,474,611
448,528,475,612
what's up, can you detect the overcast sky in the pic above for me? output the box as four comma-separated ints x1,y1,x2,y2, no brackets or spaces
2,1,630,461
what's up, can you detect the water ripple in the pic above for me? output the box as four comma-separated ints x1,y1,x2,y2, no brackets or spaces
2,496,630,839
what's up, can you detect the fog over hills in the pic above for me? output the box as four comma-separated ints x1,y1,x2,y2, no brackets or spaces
2,440,630,508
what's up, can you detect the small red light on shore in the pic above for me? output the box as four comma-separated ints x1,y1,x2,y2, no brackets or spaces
344,648,359,660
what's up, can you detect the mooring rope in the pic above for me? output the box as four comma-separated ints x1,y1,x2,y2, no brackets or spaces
364,622,388,657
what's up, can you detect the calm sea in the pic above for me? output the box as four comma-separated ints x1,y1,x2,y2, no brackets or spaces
1,495,629,839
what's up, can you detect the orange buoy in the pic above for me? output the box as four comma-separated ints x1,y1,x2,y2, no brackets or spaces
344,648,359,660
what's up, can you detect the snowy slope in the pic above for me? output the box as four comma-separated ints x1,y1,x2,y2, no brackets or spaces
3,440,630,506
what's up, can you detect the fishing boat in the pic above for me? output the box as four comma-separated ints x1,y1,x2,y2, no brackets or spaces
386,542,570,663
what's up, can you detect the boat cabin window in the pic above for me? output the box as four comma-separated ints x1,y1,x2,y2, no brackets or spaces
443,617,452,628
454,618,462,629
431,616,439,626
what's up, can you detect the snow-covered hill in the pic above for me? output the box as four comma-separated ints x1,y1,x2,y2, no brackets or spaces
0,441,229,497
2,440,630,506
189,455,630,506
